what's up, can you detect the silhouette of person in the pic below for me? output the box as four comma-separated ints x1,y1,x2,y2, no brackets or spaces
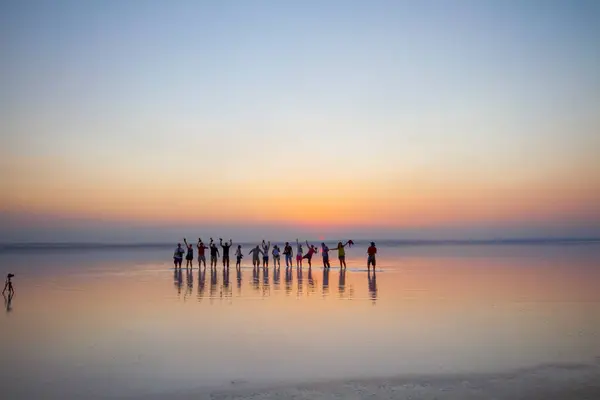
220,238,233,268
3,273,15,296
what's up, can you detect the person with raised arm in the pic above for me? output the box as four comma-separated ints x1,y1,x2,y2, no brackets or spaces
261,240,271,268
334,240,353,269
209,238,220,268
183,238,194,269
295,239,304,268
321,242,331,269
220,238,233,269
302,240,318,268
197,238,209,269
283,242,293,268
248,245,264,268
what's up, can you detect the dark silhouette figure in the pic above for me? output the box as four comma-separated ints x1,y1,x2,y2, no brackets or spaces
183,238,194,269
220,238,233,269
3,273,15,296
368,269,377,303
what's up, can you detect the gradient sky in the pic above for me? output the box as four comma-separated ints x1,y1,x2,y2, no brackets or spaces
1,0,599,242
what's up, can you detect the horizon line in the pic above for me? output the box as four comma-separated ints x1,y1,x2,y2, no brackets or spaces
1,237,599,249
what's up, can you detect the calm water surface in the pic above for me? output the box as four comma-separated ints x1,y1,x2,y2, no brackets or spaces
1,243,599,398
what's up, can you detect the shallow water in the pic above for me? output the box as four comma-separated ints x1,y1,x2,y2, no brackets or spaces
1,243,599,398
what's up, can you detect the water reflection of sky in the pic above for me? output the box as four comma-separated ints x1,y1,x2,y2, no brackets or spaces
1,244,599,398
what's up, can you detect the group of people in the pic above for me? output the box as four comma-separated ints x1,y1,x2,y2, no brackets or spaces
173,238,379,271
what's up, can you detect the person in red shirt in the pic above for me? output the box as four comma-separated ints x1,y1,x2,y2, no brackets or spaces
302,240,318,268
367,242,377,271
197,238,209,269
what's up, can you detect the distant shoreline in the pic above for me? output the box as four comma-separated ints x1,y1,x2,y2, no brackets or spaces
1,238,599,251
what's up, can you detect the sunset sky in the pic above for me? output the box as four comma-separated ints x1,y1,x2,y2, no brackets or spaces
1,1,599,242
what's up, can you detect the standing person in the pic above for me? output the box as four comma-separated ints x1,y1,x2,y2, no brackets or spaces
302,240,317,268
173,242,185,269
248,245,264,268
321,242,331,269
261,240,271,267
283,242,293,268
209,238,220,268
272,245,281,268
295,239,303,267
220,238,233,268
183,238,194,268
197,238,209,269
367,242,377,271
235,245,243,270
334,240,351,269
2,273,14,296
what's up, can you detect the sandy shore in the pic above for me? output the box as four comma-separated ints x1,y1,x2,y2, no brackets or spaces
121,359,600,400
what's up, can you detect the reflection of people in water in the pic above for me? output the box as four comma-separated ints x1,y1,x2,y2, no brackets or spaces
368,269,377,302
3,292,13,313
222,265,230,288
322,268,330,295
273,264,280,287
3,273,15,296
252,265,260,290
174,268,183,295
197,266,206,300
285,267,293,295
338,268,346,296
236,266,242,290
186,268,194,293
308,267,315,293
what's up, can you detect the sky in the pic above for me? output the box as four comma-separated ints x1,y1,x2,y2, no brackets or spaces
1,0,599,242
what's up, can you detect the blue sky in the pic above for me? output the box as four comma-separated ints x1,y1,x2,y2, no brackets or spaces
1,0,599,242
